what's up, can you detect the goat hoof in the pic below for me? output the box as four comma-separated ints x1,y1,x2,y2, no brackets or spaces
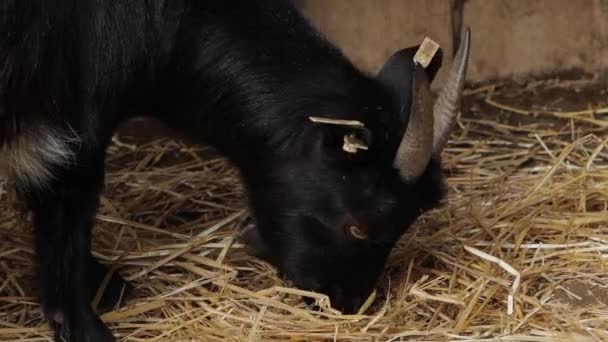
52,311,115,342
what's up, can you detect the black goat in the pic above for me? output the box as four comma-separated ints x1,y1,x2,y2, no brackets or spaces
0,1,470,341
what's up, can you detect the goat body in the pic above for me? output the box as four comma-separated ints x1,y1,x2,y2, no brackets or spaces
0,1,470,341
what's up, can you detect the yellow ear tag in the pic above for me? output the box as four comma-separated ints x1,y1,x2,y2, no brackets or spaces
308,116,365,127
413,37,440,69
342,133,368,154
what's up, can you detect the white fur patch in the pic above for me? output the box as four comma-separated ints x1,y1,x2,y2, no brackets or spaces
0,126,80,188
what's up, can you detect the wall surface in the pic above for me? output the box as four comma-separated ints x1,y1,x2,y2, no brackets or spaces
299,0,608,83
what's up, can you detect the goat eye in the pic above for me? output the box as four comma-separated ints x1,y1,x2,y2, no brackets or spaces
347,225,368,240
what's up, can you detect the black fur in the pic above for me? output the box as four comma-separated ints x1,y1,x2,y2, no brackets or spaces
0,1,446,340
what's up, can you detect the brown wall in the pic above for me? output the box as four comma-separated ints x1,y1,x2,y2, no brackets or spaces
299,0,608,83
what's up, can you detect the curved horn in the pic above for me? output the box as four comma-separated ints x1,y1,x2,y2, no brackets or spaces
432,27,471,155
393,66,434,181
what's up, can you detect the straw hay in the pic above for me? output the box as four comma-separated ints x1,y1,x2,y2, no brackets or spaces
1,74,607,341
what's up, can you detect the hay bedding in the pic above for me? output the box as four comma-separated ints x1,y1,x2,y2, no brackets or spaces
1,74,607,341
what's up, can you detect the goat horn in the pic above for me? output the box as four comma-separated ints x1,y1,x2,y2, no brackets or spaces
432,27,471,155
393,66,434,181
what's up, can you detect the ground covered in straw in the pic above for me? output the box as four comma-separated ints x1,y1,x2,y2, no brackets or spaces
1,73,607,341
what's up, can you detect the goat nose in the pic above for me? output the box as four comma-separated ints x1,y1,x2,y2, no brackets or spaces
332,290,365,314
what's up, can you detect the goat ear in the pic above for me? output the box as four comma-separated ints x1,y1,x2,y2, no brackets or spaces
377,45,443,123
379,45,443,83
